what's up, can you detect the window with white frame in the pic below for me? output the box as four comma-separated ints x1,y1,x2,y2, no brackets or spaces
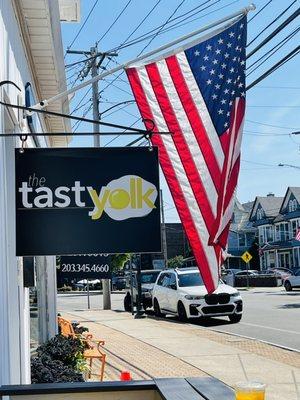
288,199,297,213
258,226,265,244
275,225,280,241
265,226,273,242
291,220,298,238
257,208,263,220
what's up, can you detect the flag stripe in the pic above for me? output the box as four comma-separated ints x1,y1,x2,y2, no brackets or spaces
145,61,217,228
176,52,225,169
165,54,222,190
127,66,219,290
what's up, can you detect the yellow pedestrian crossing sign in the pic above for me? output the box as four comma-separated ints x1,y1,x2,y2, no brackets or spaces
241,251,252,263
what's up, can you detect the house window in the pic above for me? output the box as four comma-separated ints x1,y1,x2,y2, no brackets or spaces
275,225,280,241
258,227,264,244
257,209,263,220
293,248,299,268
289,199,297,213
238,233,246,247
266,226,273,242
293,199,297,211
291,220,298,238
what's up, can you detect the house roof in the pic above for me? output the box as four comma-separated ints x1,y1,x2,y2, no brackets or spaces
249,196,284,220
242,201,254,213
280,187,300,213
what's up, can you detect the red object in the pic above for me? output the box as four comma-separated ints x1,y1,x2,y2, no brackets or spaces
295,228,300,241
120,371,132,381
126,17,247,293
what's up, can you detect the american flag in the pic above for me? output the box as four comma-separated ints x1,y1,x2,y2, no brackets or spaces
126,16,247,293
295,228,300,241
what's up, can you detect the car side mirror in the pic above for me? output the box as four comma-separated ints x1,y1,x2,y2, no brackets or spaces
170,284,177,290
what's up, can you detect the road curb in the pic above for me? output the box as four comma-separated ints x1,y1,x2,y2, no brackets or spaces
206,327,300,354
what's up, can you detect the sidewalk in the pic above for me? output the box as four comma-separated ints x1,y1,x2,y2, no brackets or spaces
63,309,300,400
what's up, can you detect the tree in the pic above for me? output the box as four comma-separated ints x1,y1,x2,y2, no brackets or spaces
167,255,184,269
111,254,130,272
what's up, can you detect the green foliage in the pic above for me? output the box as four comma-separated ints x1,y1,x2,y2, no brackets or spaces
167,255,184,269
111,254,130,272
31,334,87,383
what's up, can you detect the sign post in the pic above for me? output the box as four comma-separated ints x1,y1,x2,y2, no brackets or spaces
87,281,90,310
241,251,253,288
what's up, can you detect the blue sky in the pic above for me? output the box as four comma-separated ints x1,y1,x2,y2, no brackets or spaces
61,0,300,222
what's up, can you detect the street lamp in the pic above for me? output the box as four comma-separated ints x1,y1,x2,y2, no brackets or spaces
278,163,300,170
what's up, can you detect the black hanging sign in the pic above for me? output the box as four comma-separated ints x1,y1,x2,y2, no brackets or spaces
16,147,161,256
57,254,112,280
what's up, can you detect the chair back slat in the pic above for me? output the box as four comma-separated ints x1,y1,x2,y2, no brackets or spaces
58,316,76,338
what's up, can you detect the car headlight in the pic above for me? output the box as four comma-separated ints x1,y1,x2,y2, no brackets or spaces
184,295,205,300
230,292,240,297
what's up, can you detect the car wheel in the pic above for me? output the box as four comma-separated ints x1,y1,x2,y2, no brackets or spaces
153,298,164,317
177,301,188,322
229,313,242,323
124,294,131,312
284,281,293,292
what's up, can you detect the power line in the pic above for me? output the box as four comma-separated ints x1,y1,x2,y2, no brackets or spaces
106,0,221,53
247,45,300,91
246,119,299,130
246,26,300,75
95,0,133,45
136,0,187,56
65,0,100,56
252,85,300,89
247,104,300,108
115,0,162,50
247,5,300,56
248,0,272,23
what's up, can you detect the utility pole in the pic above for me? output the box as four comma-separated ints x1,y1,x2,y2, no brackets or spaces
67,47,117,310
160,189,168,268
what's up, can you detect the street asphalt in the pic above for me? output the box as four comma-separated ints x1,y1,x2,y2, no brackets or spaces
57,286,300,351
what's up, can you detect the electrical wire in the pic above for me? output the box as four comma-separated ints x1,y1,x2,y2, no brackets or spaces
95,0,133,45
106,0,220,53
136,0,194,55
70,87,92,115
115,0,162,51
246,119,299,130
252,85,300,89
247,1,298,49
65,0,100,57
247,45,300,91
247,26,300,76
248,0,272,23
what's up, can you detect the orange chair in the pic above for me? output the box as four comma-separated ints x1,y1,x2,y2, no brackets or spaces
57,316,106,381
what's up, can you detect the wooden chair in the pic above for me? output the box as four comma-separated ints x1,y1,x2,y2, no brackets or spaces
57,316,106,381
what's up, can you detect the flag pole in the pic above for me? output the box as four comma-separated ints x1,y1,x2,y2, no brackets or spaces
28,4,256,113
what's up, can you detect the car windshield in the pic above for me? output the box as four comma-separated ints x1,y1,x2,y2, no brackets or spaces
141,272,160,283
178,273,204,287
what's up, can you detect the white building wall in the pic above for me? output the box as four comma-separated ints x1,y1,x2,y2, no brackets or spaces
0,0,56,385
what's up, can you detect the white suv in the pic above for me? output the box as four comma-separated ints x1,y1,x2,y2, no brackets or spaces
152,267,243,323
284,269,300,291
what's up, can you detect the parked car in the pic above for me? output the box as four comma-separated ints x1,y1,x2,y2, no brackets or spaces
234,270,259,277
222,268,241,284
265,267,293,284
112,276,126,291
124,269,161,312
283,269,300,291
152,267,243,323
